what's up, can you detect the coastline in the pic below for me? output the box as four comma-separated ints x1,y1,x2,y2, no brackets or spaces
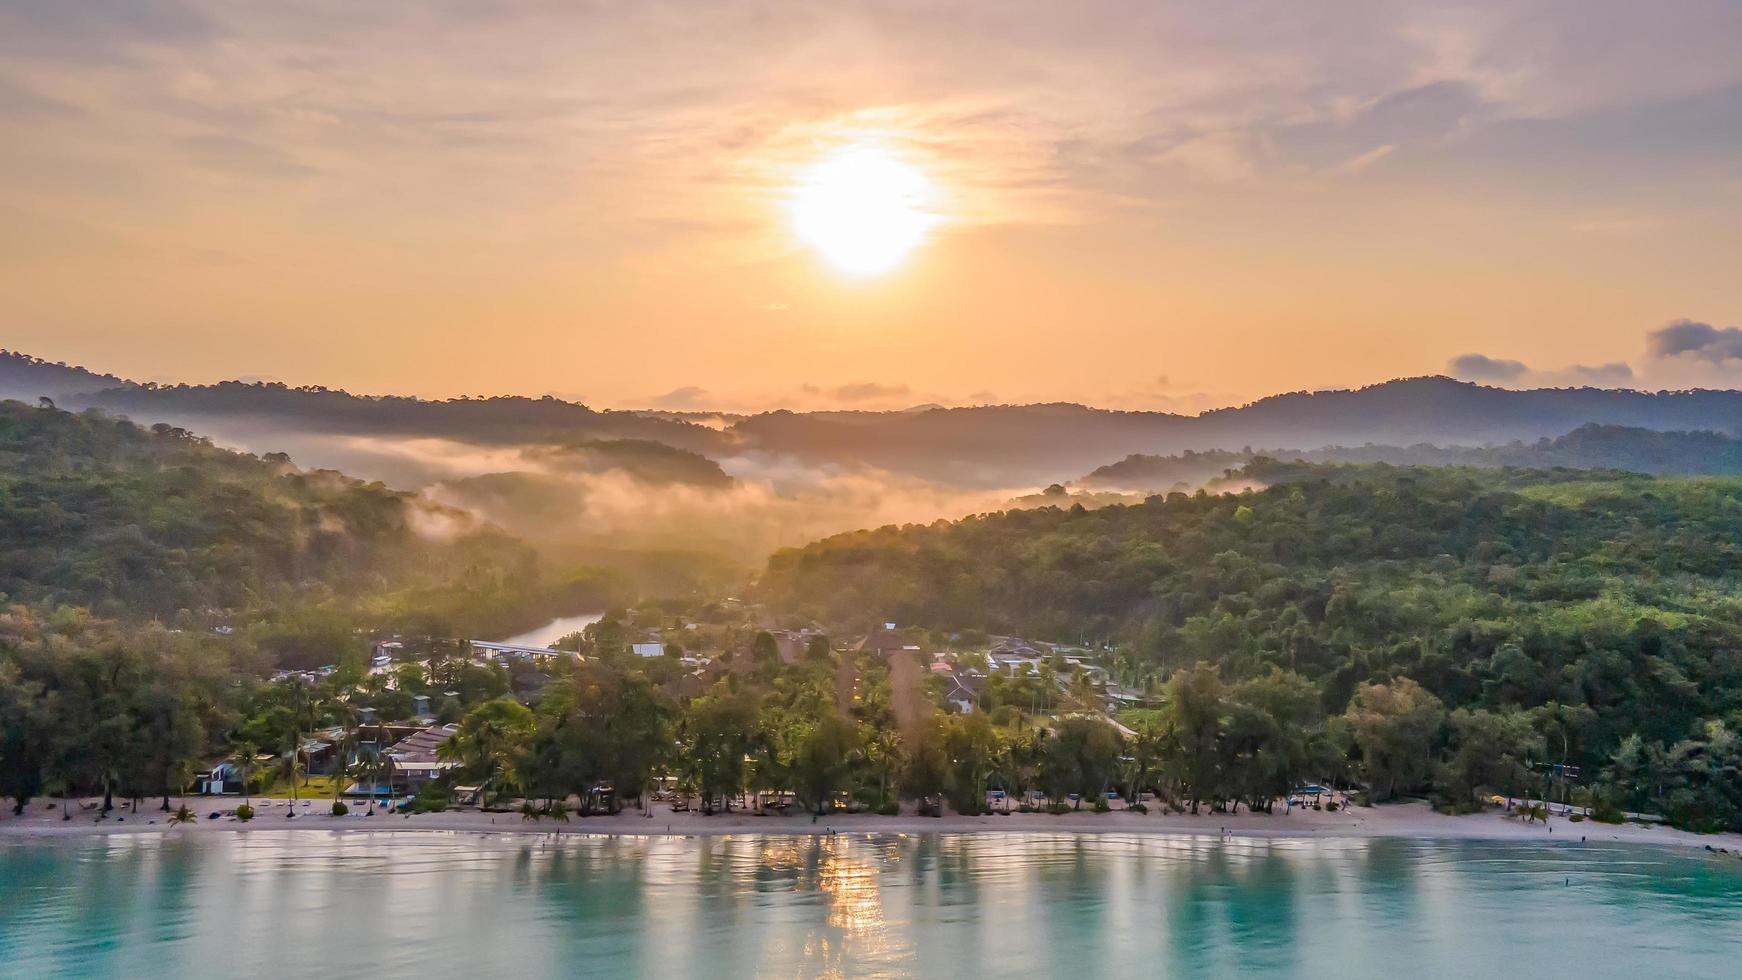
5,797,1740,854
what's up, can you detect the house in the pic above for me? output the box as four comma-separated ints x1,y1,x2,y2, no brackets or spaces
769,628,828,664
300,727,349,774
941,672,986,714
195,752,274,795
631,642,666,658
195,760,239,795
860,623,926,658
1104,684,1153,708
384,724,461,794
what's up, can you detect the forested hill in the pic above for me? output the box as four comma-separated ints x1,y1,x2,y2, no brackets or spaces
761,463,1742,760
1082,424,1742,490
723,379,1742,485
0,401,554,621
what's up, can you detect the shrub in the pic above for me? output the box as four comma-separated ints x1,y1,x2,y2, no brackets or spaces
520,801,541,822
331,801,349,816
1326,801,1340,812
1568,813,1584,823
1092,797,1111,813
875,800,900,816
1127,803,1149,814
411,785,450,813
169,805,196,825
234,803,254,821
1046,802,1072,815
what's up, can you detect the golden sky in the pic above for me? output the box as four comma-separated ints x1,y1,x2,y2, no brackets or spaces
3,1,1741,411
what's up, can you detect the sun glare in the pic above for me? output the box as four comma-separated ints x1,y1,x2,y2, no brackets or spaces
789,144,941,276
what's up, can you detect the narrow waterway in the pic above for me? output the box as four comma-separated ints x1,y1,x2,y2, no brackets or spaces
494,612,604,648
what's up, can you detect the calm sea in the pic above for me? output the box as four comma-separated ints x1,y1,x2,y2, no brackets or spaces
1,831,1738,978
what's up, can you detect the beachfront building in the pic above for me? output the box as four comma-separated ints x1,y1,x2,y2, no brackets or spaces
383,724,461,795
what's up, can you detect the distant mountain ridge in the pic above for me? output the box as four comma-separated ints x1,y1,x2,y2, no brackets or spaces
9,350,1742,488
725,380,1742,485
1082,424,1742,490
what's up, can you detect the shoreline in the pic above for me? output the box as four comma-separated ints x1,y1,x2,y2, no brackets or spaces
5,798,1740,854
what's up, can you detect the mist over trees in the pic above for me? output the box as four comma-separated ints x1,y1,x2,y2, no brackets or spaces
10,355,1742,833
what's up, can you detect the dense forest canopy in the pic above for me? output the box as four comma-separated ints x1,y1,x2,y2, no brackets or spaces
0,401,622,640
760,462,1742,795
5,398,1742,832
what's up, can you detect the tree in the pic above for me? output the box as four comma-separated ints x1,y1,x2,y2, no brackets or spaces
751,631,781,670
532,663,673,813
230,740,259,805
1041,717,1123,809
1124,711,1167,808
805,634,833,662
1163,663,1229,813
1344,678,1445,802
439,698,535,806
864,726,903,810
900,717,952,804
1437,708,1541,811
275,741,305,813
679,682,760,814
945,712,1003,814
792,711,861,816
0,664,50,814
1231,669,1329,812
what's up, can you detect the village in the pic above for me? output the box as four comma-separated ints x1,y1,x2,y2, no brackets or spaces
182,606,1162,818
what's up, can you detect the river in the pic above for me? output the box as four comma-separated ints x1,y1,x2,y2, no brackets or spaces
493,612,604,649
2,832,1738,978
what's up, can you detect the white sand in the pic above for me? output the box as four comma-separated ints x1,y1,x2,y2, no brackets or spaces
4,795,1739,854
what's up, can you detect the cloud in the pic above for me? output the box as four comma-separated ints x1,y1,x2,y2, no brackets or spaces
1647,319,1742,363
1450,354,1636,389
648,385,712,410
1564,362,1634,384
807,381,913,404
0,0,217,56
1449,353,1529,382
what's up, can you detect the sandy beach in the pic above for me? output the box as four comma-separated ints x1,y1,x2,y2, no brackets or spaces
5,795,1740,854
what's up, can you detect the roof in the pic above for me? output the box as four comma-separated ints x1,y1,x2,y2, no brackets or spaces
385,724,460,763
861,625,924,656
393,761,458,774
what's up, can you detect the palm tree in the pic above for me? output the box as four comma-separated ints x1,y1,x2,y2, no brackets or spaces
865,728,902,810
361,743,386,815
276,738,305,815
328,727,359,806
439,701,534,807
230,740,259,806
171,758,194,811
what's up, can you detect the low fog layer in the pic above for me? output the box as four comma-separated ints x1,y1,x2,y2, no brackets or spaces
13,351,1742,579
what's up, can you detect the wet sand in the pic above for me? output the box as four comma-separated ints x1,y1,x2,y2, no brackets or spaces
3,796,1737,853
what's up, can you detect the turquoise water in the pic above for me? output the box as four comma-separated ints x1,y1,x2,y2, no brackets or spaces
2,832,1739,978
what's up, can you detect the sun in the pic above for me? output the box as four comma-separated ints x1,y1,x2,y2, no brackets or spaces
789,143,942,276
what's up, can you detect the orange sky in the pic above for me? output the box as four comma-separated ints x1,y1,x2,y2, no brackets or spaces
3,2,1741,412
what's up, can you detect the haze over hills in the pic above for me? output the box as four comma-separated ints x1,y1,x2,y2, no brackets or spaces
1081,425,1742,492
13,348,1742,573
11,350,1742,490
